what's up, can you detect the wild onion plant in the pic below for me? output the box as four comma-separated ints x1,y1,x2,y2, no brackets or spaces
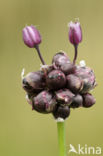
21,21,97,156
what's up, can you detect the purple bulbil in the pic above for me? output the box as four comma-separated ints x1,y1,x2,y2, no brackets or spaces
75,66,96,93
83,93,96,108
52,52,75,75
70,94,83,108
46,70,66,90
22,71,45,94
33,90,57,113
67,74,83,93
55,89,74,105
53,105,70,119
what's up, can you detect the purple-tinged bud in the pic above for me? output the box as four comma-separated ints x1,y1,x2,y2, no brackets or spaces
68,21,82,45
46,70,66,90
55,89,74,105
75,66,96,93
22,25,41,48
82,93,96,108
53,105,70,119
67,74,83,93
52,52,70,68
22,71,45,94
33,91,57,113
70,94,83,108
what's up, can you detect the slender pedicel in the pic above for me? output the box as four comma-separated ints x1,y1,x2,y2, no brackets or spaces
35,45,46,65
73,44,78,65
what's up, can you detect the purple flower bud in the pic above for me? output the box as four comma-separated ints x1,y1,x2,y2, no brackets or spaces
67,74,83,93
82,93,96,108
68,21,82,45
22,25,41,48
22,71,45,94
75,66,96,93
70,94,83,108
46,70,66,90
55,89,74,105
33,91,57,113
53,105,70,119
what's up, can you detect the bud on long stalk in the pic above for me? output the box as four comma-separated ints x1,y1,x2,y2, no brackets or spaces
68,21,82,65
22,25,45,65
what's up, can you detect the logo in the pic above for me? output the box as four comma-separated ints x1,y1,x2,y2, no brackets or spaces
68,144,102,155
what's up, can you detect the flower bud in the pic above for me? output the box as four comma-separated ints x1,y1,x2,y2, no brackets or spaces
55,89,74,105
75,66,96,93
33,91,57,113
67,74,83,93
68,21,82,45
22,25,41,48
83,93,96,108
22,71,45,94
70,94,83,108
46,70,66,90
53,105,70,119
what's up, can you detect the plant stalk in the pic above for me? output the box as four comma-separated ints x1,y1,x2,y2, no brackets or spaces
57,121,66,156
73,44,78,65
35,45,46,65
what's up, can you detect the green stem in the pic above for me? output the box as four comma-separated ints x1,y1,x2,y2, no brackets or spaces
57,121,66,156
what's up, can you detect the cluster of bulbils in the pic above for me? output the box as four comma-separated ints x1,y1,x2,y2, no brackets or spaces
22,21,97,120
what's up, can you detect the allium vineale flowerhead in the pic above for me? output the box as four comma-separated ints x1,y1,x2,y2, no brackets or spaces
22,21,97,120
